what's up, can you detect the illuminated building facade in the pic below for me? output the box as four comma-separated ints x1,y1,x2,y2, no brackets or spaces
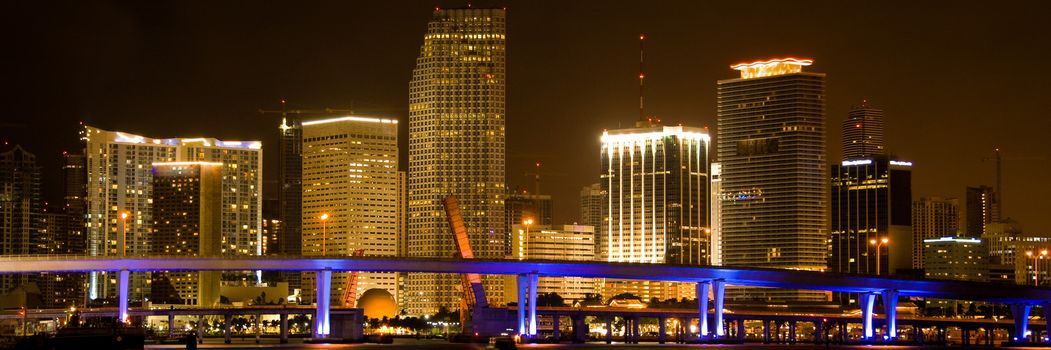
579,183,605,230
841,102,886,160
149,162,222,306
0,145,40,293
407,7,507,315
504,190,552,255
912,197,960,269
966,185,999,236
710,162,722,266
924,237,987,282
829,158,913,277
600,124,710,301
717,58,828,301
508,224,597,300
302,116,399,305
81,126,262,299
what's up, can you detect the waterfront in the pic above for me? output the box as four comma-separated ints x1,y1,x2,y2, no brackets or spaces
141,338,1045,349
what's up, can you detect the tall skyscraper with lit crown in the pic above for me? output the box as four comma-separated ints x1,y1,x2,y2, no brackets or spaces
717,58,828,301
407,7,507,316
841,102,886,160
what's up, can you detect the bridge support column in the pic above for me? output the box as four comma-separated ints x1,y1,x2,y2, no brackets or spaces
605,315,613,344
986,327,992,346
860,292,877,340
552,314,560,342
117,269,129,324
737,319,746,341
765,319,773,342
279,312,289,344
696,281,710,338
254,312,261,344
839,321,847,343
516,274,526,335
1011,303,1031,343
962,326,970,346
882,289,899,340
789,321,797,344
914,325,923,344
1045,303,1051,344
631,317,640,344
223,313,232,344
527,272,538,337
313,268,331,339
571,315,586,344
168,311,175,339
713,279,725,337
196,315,205,344
658,316,667,344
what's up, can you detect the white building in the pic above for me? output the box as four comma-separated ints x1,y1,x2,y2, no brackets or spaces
301,116,399,306
508,224,597,301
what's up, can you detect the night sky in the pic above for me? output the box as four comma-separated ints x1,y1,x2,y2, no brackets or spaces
4,1,1050,232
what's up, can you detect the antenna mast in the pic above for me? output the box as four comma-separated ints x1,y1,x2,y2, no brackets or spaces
639,34,645,122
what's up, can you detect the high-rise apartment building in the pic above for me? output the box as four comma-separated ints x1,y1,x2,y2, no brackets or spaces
0,145,41,293
600,123,710,301
924,237,988,282
829,158,913,277
149,162,222,306
710,163,722,266
912,197,960,269
508,224,597,300
302,116,399,305
717,58,828,301
81,126,262,300
579,183,605,230
278,114,303,258
966,186,999,236
407,7,507,315
841,102,886,160
62,152,87,255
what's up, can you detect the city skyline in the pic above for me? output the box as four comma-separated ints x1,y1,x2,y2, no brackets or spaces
4,1,1050,233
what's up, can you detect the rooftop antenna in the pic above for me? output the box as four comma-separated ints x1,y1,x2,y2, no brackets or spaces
638,33,645,123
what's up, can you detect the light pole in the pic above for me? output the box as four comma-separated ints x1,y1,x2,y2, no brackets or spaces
521,218,534,259
120,211,130,257
320,213,330,256
1025,249,1048,286
870,237,889,275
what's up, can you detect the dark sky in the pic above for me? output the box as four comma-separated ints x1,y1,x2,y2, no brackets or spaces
4,1,1050,232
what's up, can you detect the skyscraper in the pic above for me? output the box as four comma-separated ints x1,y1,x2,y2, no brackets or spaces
599,123,710,301
508,224,597,300
302,116,399,305
278,113,303,258
829,158,913,276
841,102,886,160
965,185,999,236
407,7,507,315
912,197,960,269
62,152,87,256
717,58,827,301
81,126,262,299
0,145,41,292
710,162,722,266
504,190,552,256
579,183,605,230
149,162,222,306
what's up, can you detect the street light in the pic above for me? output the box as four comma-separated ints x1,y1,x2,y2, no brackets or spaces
870,237,889,275
1025,249,1048,286
120,211,130,257
320,213,330,256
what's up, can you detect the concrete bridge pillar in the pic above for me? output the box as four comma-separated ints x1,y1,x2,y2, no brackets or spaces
881,289,899,340
658,316,667,344
762,320,771,344
985,327,992,346
839,321,847,342
279,312,289,344
788,321,797,344
551,314,560,342
313,268,332,339
527,272,538,337
605,315,613,344
631,317,640,344
254,312,262,343
223,313,233,344
737,319,746,341
1044,303,1051,344
117,269,129,324
196,315,205,344
1011,303,1032,343
168,311,175,339
516,274,526,335
713,279,725,337
571,315,586,344
696,281,710,337
860,292,877,340
962,326,970,346
914,325,923,344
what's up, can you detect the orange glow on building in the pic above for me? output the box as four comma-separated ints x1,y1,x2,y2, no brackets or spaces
730,58,814,79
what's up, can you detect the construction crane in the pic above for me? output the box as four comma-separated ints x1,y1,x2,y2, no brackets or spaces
442,195,487,333
342,249,366,307
521,161,566,195
257,99,355,128
981,148,1047,218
